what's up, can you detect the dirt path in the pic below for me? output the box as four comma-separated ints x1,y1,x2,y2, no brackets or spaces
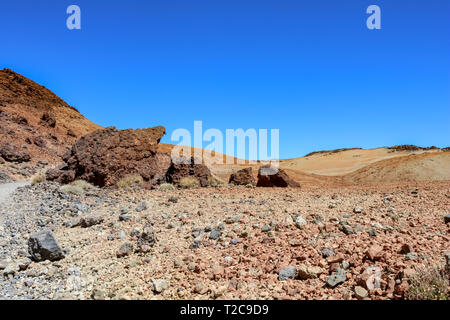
0,182,29,204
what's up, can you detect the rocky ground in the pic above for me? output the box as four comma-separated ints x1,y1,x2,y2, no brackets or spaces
0,180,449,300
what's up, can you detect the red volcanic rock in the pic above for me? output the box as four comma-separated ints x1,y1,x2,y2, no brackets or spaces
365,244,383,261
0,143,31,163
166,157,212,187
47,126,170,187
229,167,256,186
46,166,76,184
256,165,300,188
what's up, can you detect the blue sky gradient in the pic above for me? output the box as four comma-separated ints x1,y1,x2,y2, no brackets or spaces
1,0,449,158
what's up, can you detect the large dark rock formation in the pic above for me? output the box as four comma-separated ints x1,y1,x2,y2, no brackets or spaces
28,230,65,262
256,165,300,188
46,126,171,187
0,143,31,163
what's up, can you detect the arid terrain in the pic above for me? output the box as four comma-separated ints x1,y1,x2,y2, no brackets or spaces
0,70,449,300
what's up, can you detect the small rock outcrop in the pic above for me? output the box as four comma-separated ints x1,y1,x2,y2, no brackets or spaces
0,143,31,163
229,167,256,186
46,166,76,184
166,157,212,187
256,165,300,188
28,230,65,262
40,112,56,128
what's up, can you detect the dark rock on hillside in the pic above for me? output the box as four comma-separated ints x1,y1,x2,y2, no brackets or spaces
256,165,300,188
0,143,31,163
229,167,256,186
387,145,439,152
33,136,46,148
40,112,56,128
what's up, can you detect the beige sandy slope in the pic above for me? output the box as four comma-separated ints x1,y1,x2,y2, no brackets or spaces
279,147,442,176
159,144,450,185
344,152,450,183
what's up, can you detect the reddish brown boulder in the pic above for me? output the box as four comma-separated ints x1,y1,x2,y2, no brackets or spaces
48,126,170,187
0,143,31,163
229,167,256,186
166,157,212,187
46,166,76,184
256,165,300,188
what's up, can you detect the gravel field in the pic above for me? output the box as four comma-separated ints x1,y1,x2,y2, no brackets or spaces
1,181,449,300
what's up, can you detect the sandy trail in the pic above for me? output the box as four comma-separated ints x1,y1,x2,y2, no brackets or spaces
0,182,29,204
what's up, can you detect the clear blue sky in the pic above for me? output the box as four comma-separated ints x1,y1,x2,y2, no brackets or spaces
1,0,449,159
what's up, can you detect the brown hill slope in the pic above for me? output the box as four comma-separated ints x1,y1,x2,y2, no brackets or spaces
344,152,450,183
0,69,102,163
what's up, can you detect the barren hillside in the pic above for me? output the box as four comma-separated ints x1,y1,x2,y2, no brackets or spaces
0,69,102,163
344,152,450,184
159,143,450,185
279,147,444,176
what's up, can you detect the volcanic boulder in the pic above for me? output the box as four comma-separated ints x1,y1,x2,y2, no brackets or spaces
46,165,76,184
28,230,65,262
0,143,31,163
229,167,256,186
48,126,170,187
166,157,212,187
256,165,300,188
